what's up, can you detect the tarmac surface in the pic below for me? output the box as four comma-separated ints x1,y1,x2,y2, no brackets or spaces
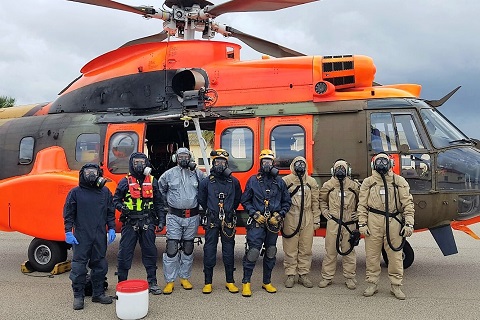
0,224,479,320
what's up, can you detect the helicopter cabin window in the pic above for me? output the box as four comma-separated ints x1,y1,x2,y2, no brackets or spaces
370,113,398,152
108,132,138,174
400,153,432,191
19,136,34,165
270,125,305,169
220,127,253,172
75,133,100,163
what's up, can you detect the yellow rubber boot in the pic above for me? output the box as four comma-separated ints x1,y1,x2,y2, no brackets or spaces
163,282,174,295
242,283,252,297
225,282,239,293
180,278,193,290
202,284,213,294
262,283,277,293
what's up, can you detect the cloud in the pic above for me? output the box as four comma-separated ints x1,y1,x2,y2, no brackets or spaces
0,0,479,137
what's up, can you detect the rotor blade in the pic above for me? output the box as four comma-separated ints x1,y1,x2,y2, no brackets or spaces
119,31,169,48
206,0,318,17
227,27,305,58
67,0,152,16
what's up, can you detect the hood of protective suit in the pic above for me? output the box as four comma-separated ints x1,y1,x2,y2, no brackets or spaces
290,156,308,179
129,152,150,180
79,163,101,189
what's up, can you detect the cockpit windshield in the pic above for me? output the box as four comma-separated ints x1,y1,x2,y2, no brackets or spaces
419,108,471,148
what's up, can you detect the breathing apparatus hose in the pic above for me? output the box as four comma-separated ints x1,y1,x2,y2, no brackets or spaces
380,173,405,252
281,176,304,239
335,179,355,256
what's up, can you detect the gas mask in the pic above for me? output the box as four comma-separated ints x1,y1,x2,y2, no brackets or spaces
83,168,106,188
334,165,347,181
294,160,306,177
177,154,191,169
132,158,146,174
261,159,278,177
374,156,391,175
212,159,232,177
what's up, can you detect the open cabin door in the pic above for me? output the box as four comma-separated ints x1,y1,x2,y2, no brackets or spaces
104,123,146,183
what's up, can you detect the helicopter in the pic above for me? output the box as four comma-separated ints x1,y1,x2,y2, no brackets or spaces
1,0,479,273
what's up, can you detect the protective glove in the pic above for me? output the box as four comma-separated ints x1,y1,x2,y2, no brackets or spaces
400,225,414,237
358,224,370,237
351,211,358,221
253,211,266,224
323,211,332,220
65,231,79,245
268,212,282,227
156,223,164,233
108,229,116,244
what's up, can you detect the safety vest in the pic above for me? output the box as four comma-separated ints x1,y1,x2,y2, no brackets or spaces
125,175,153,211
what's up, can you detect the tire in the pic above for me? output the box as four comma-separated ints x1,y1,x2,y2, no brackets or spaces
27,238,67,272
381,240,414,269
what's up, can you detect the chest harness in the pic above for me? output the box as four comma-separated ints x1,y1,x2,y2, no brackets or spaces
125,175,154,231
203,176,237,238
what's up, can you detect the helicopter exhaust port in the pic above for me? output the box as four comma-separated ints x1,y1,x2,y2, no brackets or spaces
172,69,212,109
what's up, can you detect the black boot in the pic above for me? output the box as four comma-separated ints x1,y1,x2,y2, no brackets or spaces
73,297,84,310
92,294,113,304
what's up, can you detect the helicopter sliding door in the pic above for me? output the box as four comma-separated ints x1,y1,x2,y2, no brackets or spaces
104,123,146,183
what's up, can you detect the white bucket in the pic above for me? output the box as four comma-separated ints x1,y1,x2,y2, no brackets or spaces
116,279,149,320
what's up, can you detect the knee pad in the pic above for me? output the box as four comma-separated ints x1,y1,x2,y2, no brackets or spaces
246,247,260,262
182,239,195,256
166,239,179,258
265,246,277,259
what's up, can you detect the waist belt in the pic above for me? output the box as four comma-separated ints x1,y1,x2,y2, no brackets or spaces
168,207,199,218
331,216,357,226
369,208,403,224
128,213,149,219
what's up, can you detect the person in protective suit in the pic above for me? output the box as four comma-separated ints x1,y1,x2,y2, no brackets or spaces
159,147,205,294
198,149,242,294
318,159,360,290
358,153,415,300
114,152,165,295
240,149,291,297
281,156,320,288
63,163,116,310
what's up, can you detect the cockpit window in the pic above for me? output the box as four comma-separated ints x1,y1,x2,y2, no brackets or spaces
393,114,426,150
420,108,470,148
370,113,398,152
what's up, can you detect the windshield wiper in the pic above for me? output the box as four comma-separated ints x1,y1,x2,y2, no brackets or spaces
449,138,474,144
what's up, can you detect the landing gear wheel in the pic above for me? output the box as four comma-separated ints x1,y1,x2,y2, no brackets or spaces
27,238,67,272
381,240,414,269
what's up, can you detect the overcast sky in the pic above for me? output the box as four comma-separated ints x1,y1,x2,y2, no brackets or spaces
1,0,479,137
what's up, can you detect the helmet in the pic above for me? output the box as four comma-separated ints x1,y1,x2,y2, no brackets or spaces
259,149,275,161
210,148,229,162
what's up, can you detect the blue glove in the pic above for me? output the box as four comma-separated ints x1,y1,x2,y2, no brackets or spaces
108,229,116,244
65,231,79,245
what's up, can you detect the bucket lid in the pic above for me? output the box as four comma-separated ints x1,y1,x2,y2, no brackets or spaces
116,279,149,293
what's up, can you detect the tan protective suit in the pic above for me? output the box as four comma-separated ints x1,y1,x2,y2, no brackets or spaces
282,156,320,277
357,170,415,286
319,170,360,281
